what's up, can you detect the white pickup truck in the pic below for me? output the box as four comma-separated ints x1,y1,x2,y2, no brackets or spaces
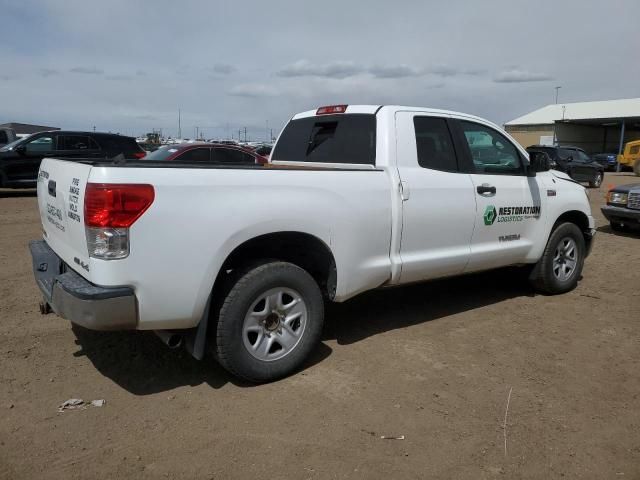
30,105,595,382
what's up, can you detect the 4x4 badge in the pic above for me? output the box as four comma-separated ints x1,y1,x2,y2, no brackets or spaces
483,205,497,226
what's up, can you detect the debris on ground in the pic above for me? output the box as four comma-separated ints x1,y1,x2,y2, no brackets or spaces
58,399,106,412
380,435,405,440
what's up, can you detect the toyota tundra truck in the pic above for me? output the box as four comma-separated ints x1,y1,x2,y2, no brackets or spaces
30,105,596,382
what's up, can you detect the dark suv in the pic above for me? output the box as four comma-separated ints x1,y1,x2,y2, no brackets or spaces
0,131,146,188
526,145,604,188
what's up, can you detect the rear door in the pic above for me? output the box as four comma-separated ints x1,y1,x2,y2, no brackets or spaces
56,134,103,160
212,147,258,164
174,147,211,162
395,112,476,282
452,119,545,272
37,158,93,278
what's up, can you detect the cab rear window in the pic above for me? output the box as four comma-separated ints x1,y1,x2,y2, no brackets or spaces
272,114,376,165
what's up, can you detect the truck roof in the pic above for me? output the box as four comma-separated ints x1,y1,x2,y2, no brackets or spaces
291,104,497,127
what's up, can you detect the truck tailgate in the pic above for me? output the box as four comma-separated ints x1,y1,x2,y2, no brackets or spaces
37,158,92,279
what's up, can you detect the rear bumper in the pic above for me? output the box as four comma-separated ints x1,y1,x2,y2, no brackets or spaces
29,240,138,330
601,205,640,224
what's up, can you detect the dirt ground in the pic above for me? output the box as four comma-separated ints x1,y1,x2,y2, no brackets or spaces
1,173,639,479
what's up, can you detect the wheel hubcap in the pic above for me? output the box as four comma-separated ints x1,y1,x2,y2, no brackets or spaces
242,287,307,362
553,237,578,282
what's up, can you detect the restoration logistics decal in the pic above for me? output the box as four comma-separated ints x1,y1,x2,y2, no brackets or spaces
483,205,541,226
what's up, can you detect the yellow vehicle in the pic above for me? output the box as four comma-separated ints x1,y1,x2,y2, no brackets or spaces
618,140,640,176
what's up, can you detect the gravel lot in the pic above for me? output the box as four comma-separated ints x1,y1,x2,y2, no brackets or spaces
1,173,639,479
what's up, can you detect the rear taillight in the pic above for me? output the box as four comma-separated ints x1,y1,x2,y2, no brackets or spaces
316,105,347,115
133,152,146,159
84,183,154,259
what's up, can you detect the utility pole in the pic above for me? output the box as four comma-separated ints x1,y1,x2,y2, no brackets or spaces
238,129,241,142
244,127,247,142
93,125,96,132
270,128,273,142
555,86,561,104
178,109,182,139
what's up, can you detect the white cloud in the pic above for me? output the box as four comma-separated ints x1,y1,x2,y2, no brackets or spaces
277,60,364,79
212,64,236,75
69,66,104,75
369,65,423,78
493,68,554,83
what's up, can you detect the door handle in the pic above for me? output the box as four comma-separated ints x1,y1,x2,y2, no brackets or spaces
476,184,496,195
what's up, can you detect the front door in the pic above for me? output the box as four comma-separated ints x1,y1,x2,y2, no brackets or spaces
452,119,546,272
5,133,56,183
567,149,595,182
395,112,477,283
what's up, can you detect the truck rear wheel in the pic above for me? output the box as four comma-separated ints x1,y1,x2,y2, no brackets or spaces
214,261,324,383
634,160,640,177
529,222,585,294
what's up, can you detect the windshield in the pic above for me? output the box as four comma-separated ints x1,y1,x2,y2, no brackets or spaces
0,136,29,152
142,145,180,160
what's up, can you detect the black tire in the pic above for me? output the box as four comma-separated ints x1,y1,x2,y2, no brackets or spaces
610,221,627,232
529,222,585,294
588,171,603,188
634,160,640,177
214,261,324,383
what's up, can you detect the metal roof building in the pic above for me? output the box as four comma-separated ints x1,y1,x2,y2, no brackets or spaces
504,98,640,155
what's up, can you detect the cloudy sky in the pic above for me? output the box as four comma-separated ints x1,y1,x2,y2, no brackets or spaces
1,0,639,140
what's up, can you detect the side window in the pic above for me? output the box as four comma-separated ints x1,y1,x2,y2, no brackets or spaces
87,137,100,150
576,151,590,162
413,117,458,172
58,135,92,151
629,145,639,155
0,131,8,144
25,135,55,154
175,148,210,162
212,148,255,164
460,121,523,175
558,148,573,160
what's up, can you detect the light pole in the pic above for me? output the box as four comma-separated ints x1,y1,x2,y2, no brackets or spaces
555,86,562,104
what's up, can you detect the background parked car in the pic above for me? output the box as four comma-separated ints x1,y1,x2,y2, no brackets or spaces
601,183,640,231
526,145,604,188
592,152,619,171
143,142,268,164
0,131,145,188
617,139,640,176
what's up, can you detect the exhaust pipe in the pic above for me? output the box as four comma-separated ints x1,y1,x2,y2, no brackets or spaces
154,330,183,349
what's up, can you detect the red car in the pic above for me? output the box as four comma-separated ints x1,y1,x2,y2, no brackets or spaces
143,142,268,165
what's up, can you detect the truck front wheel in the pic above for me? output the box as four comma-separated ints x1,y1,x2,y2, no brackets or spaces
214,261,324,383
529,222,585,294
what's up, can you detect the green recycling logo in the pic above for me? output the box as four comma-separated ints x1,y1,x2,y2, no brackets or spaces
483,205,497,226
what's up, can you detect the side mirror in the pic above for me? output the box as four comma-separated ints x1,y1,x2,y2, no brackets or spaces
527,152,550,176
15,144,26,155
